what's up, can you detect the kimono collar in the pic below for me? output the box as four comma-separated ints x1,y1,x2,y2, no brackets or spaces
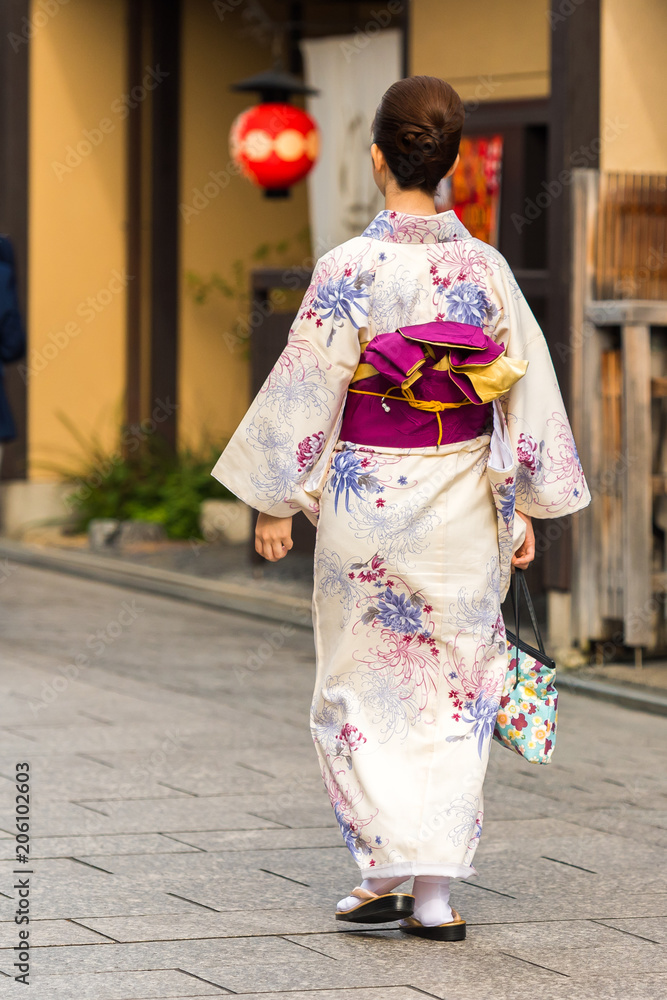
361,209,471,245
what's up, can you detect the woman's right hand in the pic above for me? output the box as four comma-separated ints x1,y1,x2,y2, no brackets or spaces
511,510,535,570
255,512,293,562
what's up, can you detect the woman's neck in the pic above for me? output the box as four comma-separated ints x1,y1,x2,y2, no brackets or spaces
383,184,437,216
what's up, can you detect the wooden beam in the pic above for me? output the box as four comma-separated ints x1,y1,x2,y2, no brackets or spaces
545,1,601,596
587,301,667,326
125,0,147,430
148,0,181,450
0,0,30,479
621,323,654,647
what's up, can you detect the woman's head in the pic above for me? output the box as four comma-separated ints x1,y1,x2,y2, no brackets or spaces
371,76,464,195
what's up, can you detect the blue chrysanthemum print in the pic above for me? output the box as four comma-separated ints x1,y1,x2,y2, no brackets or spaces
315,268,373,344
375,588,423,634
328,450,381,514
445,280,494,325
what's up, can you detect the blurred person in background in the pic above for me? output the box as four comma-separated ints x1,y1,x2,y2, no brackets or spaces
0,236,26,473
213,76,590,940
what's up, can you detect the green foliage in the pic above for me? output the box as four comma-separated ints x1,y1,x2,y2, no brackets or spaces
52,416,234,541
185,227,311,354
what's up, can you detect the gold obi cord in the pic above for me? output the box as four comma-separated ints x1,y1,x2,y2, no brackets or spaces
347,384,473,447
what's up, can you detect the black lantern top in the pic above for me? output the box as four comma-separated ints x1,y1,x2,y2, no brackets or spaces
230,68,319,104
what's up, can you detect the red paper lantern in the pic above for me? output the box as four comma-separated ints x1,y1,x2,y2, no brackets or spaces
230,102,319,197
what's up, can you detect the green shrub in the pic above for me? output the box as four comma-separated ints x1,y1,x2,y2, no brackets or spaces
52,417,235,540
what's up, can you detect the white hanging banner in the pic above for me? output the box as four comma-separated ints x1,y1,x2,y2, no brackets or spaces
300,29,402,254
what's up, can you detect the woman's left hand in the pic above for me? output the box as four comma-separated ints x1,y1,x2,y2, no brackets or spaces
512,510,535,569
255,512,293,562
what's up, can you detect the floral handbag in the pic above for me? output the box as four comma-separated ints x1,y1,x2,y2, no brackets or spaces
494,569,558,765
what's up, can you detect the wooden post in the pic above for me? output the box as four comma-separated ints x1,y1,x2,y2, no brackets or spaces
570,170,603,645
621,323,654,648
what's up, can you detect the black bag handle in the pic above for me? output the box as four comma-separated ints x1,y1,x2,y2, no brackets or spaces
509,569,547,680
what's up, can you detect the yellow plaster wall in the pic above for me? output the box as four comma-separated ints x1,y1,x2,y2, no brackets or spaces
179,0,311,450
600,0,667,172
410,0,550,101
28,0,127,479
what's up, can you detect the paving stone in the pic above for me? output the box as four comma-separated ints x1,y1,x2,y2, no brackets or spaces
0,935,318,976
505,938,667,976
0,969,226,998
53,753,287,797
0,833,203,860
596,916,667,943
2,754,195,804
85,845,349,879
410,975,667,1000
4,721,276,755
72,906,341,942
7,875,204,920
184,946,558,994
177,992,424,1000
25,797,288,837
69,794,332,835
178,962,408,994
164,826,341,853
0,918,110,947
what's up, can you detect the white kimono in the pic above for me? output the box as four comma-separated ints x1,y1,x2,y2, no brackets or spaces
212,209,590,881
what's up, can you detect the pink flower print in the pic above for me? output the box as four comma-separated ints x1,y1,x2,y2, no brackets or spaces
517,433,538,475
511,712,529,731
371,632,439,710
376,498,385,507
337,723,367,752
296,431,326,473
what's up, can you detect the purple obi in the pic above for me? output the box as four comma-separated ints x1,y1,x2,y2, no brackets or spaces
340,320,522,448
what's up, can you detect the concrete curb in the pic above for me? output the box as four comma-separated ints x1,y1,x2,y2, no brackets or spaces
0,538,313,629
557,673,667,717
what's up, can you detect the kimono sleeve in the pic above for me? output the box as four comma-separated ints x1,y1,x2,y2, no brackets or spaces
493,259,591,519
211,243,371,523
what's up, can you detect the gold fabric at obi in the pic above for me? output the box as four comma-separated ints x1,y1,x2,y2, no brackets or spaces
450,353,528,403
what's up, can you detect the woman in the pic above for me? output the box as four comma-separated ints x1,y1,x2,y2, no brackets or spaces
0,235,26,473
212,76,590,940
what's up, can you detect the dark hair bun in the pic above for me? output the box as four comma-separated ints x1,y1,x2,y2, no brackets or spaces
395,124,440,158
372,77,464,194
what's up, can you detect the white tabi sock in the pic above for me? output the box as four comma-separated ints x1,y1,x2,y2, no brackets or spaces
412,875,453,926
336,875,408,911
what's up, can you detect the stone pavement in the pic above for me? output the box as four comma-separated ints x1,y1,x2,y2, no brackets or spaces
0,565,666,1000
